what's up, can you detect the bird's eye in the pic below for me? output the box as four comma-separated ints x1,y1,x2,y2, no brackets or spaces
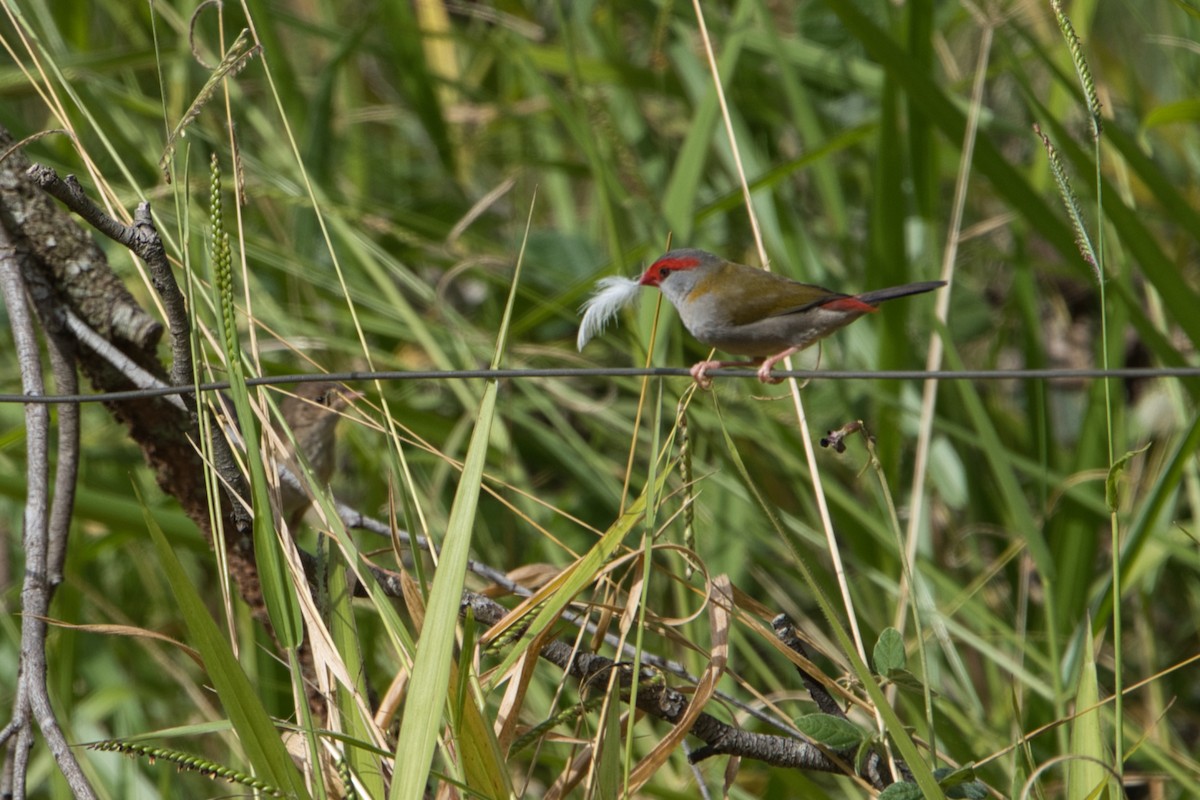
659,268,671,278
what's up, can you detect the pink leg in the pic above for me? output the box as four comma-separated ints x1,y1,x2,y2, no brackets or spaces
757,347,802,383
689,359,758,389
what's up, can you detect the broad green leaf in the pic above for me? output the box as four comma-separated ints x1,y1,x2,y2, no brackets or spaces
878,781,924,800
886,669,930,695
935,764,988,798
389,365,499,800
872,627,906,675
593,687,623,800
450,659,512,800
1142,99,1200,129
793,713,863,751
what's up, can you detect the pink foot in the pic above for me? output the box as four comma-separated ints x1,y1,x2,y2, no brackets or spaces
757,347,801,384
690,360,723,389
756,362,784,384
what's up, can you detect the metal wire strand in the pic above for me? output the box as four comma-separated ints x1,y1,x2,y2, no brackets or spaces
0,365,1196,405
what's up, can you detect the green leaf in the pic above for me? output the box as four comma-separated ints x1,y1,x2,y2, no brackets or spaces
328,551,387,798
1106,443,1151,513
140,493,310,799
793,713,863,750
593,687,623,800
1169,0,1200,20
947,781,989,800
1142,99,1200,129
389,370,499,800
934,764,988,798
451,660,512,800
1067,619,1114,800
886,669,930,695
878,781,924,800
872,627,906,675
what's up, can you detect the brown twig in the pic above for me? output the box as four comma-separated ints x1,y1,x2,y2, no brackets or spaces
771,614,846,717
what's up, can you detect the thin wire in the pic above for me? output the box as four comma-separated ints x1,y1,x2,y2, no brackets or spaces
1,365,1196,404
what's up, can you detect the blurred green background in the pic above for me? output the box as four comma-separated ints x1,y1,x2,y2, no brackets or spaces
1,1,1198,797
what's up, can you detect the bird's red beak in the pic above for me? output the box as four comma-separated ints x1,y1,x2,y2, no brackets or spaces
638,270,659,287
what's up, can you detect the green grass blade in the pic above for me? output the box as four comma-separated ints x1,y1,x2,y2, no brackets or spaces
660,1,755,240
388,364,499,800
940,335,1056,581
327,553,387,798
1066,620,1114,800
389,200,532,799
450,630,512,799
820,0,1079,263
140,492,310,799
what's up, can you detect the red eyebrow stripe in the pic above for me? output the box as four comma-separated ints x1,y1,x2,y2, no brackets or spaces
653,257,699,271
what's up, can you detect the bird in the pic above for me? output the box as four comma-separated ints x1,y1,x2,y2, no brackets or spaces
276,382,359,530
637,248,947,386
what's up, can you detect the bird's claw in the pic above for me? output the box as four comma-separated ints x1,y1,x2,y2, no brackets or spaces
757,348,798,384
757,367,784,384
690,361,719,390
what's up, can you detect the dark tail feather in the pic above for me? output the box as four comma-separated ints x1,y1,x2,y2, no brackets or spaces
855,280,946,306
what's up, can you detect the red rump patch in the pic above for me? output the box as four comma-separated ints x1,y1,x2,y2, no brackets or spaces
823,296,879,313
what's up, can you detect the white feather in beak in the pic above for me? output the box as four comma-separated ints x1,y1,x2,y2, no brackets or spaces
576,276,642,351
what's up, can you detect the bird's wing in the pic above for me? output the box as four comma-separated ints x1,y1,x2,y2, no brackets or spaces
717,273,844,326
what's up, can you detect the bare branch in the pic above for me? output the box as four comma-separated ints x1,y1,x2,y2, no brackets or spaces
0,221,96,800
44,325,79,587
0,138,161,350
772,614,846,717
25,166,193,388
